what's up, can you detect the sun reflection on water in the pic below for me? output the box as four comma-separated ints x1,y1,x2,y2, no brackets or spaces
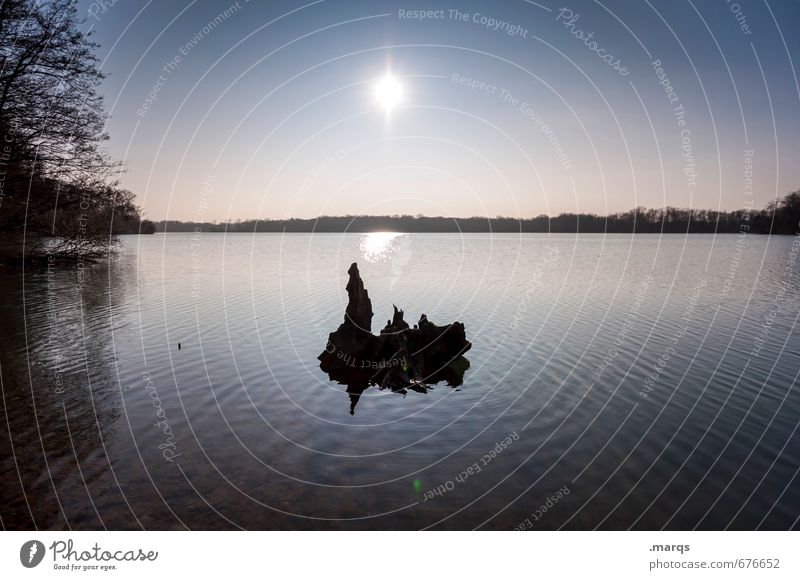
359,232,403,262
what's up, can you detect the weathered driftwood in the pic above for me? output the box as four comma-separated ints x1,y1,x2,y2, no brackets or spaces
318,262,471,413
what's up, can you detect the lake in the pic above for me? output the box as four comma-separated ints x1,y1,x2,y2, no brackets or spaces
1,233,798,530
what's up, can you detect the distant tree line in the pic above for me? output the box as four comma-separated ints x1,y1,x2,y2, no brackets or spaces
156,191,800,234
0,0,150,263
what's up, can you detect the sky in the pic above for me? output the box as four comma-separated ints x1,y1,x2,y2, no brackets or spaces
76,0,800,221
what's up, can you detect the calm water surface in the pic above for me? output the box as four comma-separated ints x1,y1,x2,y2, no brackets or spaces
1,233,798,529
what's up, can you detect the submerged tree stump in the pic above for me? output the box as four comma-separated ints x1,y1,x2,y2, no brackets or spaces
319,262,471,413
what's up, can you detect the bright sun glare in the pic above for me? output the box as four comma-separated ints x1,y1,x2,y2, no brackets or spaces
360,232,402,262
374,75,404,112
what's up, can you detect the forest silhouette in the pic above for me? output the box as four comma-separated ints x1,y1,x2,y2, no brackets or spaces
154,191,799,235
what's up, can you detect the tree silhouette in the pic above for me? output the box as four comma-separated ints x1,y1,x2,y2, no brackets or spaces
153,191,800,235
0,0,147,262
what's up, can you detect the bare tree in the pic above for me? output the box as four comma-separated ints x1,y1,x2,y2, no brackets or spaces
0,0,140,262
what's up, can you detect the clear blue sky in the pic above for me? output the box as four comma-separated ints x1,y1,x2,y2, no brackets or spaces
77,0,800,221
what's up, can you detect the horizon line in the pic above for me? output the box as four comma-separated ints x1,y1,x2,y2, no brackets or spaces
147,206,765,224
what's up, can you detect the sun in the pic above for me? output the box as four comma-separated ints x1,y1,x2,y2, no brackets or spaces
374,74,404,112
